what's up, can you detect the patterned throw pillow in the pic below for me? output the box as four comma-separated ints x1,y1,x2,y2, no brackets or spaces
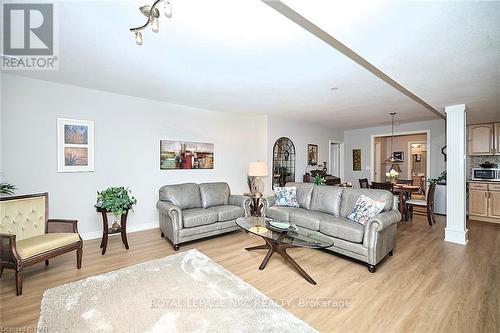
274,187,299,207
347,195,385,225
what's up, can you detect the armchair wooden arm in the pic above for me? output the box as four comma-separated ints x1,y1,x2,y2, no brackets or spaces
47,219,79,233
0,233,22,271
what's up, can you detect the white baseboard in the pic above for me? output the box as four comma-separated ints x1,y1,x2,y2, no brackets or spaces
81,222,159,240
444,228,469,245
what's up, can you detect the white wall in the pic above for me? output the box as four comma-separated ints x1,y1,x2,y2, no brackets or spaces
343,119,446,186
266,116,343,192
1,74,264,237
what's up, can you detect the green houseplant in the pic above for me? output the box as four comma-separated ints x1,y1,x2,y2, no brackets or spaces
313,174,326,186
96,187,137,217
428,171,446,185
0,183,16,195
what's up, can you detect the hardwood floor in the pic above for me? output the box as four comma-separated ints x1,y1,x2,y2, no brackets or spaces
1,215,499,332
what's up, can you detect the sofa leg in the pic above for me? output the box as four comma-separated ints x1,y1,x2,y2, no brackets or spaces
77,247,83,269
173,244,180,251
389,250,394,256
161,232,164,238
15,270,23,296
367,264,376,273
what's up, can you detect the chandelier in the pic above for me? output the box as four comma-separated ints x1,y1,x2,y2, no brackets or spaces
384,112,403,166
129,0,173,45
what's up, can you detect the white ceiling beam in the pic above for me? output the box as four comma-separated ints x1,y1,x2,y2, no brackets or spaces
262,0,446,120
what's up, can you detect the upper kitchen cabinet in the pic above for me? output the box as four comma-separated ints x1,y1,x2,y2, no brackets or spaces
468,123,494,155
495,122,500,155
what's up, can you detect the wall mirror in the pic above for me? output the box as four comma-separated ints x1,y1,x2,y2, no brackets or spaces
272,137,296,189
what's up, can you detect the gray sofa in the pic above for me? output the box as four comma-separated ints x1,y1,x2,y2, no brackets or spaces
156,182,251,250
263,182,401,272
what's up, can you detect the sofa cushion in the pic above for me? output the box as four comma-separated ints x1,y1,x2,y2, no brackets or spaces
182,208,218,228
16,233,80,259
286,182,315,210
289,209,334,231
199,182,230,208
208,205,245,221
274,186,299,207
159,183,201,209
266,206,303,222
319,217,365,243
347,194,386,225
310,186,343,216
340,188,394,217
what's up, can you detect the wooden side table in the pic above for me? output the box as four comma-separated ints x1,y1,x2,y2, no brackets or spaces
95,205,129,255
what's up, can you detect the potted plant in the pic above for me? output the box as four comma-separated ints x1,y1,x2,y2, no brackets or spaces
0,183,16,195
428,171,446,185
313,174,326,186
96,187,137,229
386,169,399,184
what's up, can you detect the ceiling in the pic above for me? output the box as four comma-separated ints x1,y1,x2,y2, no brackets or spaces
5,0,500,129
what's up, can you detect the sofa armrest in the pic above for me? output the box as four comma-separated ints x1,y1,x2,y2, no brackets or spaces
261,195,275,216
47,219,79,233
228,195,251,216
365,210,401,232
156,201,183,228
0,233,21,267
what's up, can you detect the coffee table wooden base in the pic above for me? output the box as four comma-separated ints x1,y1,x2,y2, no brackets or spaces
245,237,317,285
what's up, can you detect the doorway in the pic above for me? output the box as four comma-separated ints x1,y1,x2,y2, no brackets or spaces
329,142,344,180
371,131,430,192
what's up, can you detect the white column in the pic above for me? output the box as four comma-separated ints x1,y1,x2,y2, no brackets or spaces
444,104,468,245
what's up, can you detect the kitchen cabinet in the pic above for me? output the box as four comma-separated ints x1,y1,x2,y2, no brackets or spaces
468,123,494,155
495,122,500,155
469,183,489,217
469,182,500,224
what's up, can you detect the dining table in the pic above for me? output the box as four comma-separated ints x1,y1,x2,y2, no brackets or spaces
392,184,421,220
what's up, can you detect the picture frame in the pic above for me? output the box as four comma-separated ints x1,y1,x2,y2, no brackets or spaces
160,140,214,170
307,144,318,166
415,154,422,162
57,118,94,172
352,149,361,171
393,151,405,161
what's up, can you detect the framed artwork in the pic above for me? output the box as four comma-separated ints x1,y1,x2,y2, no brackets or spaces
160,140,214,170
393,151,405,161
415,154,422,162
57,118,94,172
307,144,318,166
352,149,361,171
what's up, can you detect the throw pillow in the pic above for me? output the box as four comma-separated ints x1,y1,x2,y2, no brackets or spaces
274,186,299,207
347,195,385,225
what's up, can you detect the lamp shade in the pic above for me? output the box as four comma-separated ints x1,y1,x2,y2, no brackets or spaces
248,162,268,177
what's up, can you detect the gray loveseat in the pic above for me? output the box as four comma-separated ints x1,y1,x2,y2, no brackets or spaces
263,182,401,272
156,182,251,251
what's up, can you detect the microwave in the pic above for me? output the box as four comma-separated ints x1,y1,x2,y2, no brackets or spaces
472,168,500,181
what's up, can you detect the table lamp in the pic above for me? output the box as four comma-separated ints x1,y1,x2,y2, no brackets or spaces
248,161,268,196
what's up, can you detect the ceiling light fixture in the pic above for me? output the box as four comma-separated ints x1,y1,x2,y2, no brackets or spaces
130,0,173,45
385,112,404,165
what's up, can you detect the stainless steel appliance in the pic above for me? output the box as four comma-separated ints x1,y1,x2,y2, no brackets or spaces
471,168,500,181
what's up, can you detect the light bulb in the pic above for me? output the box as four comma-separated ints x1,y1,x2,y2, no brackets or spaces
164,0,172,18
151,16,159,33
135,31,143,45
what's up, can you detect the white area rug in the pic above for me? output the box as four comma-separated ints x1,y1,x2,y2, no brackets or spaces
37,249,316,332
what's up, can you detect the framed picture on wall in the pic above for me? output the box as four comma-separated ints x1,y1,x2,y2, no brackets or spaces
160,140,214,170
352,149,361,171
393,151,405,161
307,144,318,166
57,118,94,172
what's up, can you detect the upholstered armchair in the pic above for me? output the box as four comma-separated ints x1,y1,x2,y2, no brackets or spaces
0,193,83,295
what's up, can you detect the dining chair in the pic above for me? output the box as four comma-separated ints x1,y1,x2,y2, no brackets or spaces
370,182,394,192
405,182,436,226
359,178,370,189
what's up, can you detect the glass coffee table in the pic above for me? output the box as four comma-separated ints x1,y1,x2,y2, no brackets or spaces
236,217,333,285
